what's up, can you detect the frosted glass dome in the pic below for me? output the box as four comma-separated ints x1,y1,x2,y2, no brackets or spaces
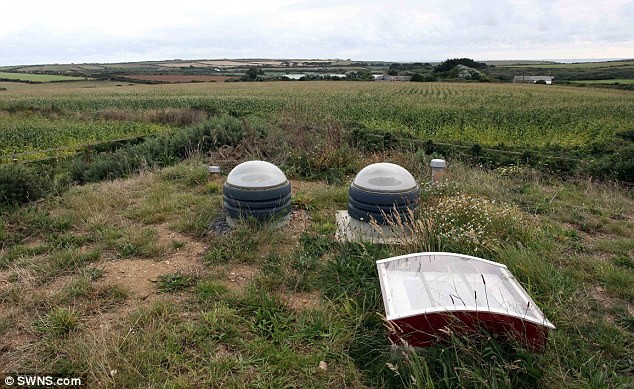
225,161,288,189
352,163,417,193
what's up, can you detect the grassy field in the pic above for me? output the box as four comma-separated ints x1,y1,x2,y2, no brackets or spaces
0,154,632,388
0,76,632,387
501,61,634,69
1,80,632,160
0,72,89,82
489,60,634,83
572,79,634,84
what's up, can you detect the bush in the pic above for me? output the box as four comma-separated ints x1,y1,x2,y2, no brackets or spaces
589,143,634,182
410,73,436,82
0,163,49,206
71,115,245,183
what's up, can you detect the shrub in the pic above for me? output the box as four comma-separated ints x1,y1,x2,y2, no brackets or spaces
0,163,50,206
423,192,533,255
410,73,436,82
71,115,246,183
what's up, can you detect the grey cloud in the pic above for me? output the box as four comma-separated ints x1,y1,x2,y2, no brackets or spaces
0,0,632,66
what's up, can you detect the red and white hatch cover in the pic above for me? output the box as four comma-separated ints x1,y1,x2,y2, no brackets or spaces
376,252,555,350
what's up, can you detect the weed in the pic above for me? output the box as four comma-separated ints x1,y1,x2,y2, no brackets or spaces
198,304,244,343
0,243,50,269
288,233,332,291
424,193,533,255
292,191,315,210
204,182,221,194
172,196,220,237
613,255,634,269
160,163,209,188
203,222,274,264
34,307,81,337
321,242,388,308
195,281,228,303
244,290,293,344
64,277,92,299
110,227,163,258
170,239,185,250
37,248,101,281
47,232,91,249
157,273,195,293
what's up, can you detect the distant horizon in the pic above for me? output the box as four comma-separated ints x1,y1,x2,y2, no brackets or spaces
2,57,632,68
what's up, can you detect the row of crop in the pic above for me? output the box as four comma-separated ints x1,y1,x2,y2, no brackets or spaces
2,103,628,161
0,115,248,206
0,113,171,160
1,82,632,159
0,95,285,116
351,126,634,182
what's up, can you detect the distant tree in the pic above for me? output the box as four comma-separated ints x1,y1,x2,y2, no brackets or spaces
411,73,436,82
345,70,374,81
489,73,513,82
242,67,264,81
434,58,487,73
389,62,431,73
357,70,374,81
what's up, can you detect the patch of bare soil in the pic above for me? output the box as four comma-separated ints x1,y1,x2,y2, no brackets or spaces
79,224,208,335
286,210,311,238
282,291,321,311
221,264,259,293
0,305,37,357
0,269,12,293
94,223,206,300
155,223,206,255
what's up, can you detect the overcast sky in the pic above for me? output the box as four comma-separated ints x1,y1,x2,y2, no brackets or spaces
1,0,632,66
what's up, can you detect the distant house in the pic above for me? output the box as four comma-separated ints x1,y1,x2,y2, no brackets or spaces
513,75,554,84
374,75,412,82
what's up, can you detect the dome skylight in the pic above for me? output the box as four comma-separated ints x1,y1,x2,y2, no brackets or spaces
225,160,288,189
352,163,417,193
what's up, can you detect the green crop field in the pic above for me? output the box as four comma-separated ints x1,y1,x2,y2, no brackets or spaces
0,72,89,82
0,111,170,159
1,80,632,161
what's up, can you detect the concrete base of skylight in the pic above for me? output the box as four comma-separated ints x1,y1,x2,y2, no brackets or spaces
226,213,291,229
335,210,416,244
